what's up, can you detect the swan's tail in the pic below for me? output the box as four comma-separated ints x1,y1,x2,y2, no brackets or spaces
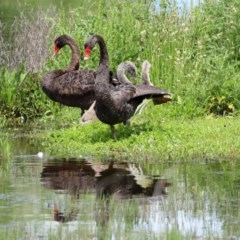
152,94,172,105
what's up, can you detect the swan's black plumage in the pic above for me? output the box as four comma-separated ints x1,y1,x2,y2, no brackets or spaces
40,34,123,115
40,35,96,114
84,34,171,139
80,61,138,124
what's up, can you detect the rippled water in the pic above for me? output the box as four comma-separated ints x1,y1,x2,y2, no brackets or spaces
1,129,240,239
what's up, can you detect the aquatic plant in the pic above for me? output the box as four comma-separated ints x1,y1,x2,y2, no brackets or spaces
0,137,12,173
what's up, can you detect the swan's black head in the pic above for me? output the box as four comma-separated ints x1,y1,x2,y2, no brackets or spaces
53,34,73,56
83,35,95,60
84,34,104,60
84,35,98,50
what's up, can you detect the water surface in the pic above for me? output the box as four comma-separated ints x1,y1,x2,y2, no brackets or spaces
1,129,240,239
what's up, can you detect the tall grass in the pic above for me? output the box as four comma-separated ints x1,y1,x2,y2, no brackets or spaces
1,0,240,124
0,6,60,123
1,6,58,71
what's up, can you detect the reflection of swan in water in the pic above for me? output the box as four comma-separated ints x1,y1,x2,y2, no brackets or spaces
95,161,171,199
40,158,171,222
41,158,171,199
40,159,96,197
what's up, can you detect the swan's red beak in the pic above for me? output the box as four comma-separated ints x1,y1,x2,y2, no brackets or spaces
53,45,60,57
84,47,91,60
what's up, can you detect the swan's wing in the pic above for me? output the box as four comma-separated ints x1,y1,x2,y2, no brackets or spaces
133,84,170,97
134,84,171,97
133,84,172,104
52,70,96,96
111,84,136,105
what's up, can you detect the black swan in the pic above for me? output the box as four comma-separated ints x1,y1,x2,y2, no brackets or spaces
84,34,171,140
40,34,123,115
80,60,158,123
80,60,137,124
40,34,96,115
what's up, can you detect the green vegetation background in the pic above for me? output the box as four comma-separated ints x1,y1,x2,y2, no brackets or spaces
1,0,240,160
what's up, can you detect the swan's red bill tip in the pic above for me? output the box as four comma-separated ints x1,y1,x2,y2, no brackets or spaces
84,47,91,60
53,45,60,57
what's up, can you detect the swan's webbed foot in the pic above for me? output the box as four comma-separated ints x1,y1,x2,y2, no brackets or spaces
110,125,117,141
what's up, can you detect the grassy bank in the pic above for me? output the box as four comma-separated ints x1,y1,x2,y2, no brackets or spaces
41,104,240,162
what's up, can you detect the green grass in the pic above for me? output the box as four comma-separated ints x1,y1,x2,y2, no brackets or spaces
40,104,240,162
1,0,240,121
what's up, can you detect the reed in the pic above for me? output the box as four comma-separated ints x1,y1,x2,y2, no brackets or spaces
0,136,12,173
0,0,240,123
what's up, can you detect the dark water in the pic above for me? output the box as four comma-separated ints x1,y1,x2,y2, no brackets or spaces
1,128,240,239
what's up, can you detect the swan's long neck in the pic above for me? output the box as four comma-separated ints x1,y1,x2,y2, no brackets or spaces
117,64,132,84
94,36,110,96
64,40,80,72
41,37,80,87
97,37,109,77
